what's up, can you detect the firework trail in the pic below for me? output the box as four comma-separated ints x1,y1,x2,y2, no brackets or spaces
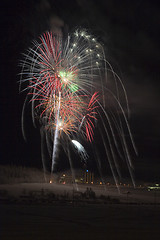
20,29,137,186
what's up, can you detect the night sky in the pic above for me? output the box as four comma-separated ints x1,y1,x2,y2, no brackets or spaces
1,0,160,182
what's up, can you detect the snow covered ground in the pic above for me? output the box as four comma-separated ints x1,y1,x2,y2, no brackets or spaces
1,203,160,240
0,183,160,239
0,183,160,204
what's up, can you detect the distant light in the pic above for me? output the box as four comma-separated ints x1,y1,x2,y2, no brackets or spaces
49,180,52,184
86,169,88,172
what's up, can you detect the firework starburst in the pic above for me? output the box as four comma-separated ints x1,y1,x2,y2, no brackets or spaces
20,29,137,189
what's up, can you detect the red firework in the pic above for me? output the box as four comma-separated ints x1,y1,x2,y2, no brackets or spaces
26,32,99,141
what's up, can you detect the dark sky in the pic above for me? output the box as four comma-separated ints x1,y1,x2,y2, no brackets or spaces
1,0,160,182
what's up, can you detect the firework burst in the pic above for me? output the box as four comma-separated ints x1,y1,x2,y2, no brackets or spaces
20,29,137,189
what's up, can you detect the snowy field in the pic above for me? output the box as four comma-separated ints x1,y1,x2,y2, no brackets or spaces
1,202,160,240
0,183,160,204
0,183,160,239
